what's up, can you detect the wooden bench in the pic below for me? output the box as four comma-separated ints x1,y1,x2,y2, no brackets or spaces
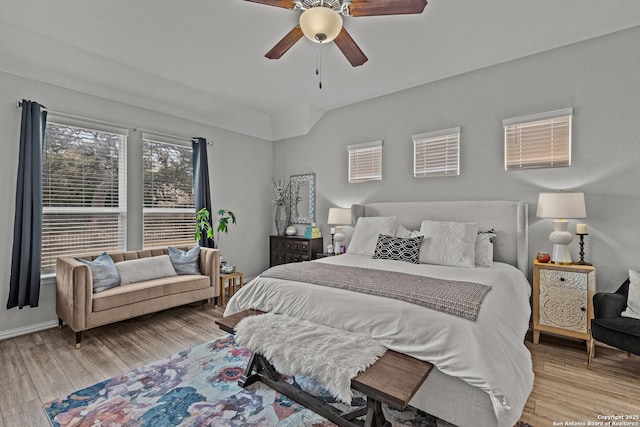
215,310,433,427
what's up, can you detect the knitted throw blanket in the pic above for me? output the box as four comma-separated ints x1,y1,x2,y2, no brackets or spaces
261,262,491,321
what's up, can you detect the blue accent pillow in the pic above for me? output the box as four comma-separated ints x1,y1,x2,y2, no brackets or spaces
76,252,121,293
169,246,201,275
372,234,424,264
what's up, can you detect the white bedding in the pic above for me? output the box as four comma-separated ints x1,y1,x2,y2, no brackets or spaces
224,254,534,426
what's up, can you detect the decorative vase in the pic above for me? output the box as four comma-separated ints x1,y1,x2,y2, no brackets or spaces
275,205,288,236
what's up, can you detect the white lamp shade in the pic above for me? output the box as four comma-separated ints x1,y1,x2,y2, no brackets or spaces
327,207,352,225
299,7,343,43
536,192,586,219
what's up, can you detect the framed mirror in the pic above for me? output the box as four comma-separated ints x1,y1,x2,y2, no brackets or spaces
289,173,316,225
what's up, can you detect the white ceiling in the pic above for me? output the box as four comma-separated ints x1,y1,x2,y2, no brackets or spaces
1,0,639,140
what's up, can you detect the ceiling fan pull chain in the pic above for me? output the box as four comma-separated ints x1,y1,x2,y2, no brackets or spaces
316,45,323,89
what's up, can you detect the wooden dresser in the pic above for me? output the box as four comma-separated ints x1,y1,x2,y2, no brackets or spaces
269,235,323,267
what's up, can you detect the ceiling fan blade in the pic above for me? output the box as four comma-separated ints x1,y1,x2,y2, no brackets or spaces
265,26,304,59
348,0,427,16
244,0,295,9
333,27,368,67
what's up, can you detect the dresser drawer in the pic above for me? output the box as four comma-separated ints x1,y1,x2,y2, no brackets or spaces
269,236,323,267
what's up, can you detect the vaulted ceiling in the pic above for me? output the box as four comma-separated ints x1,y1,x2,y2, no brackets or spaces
1,0,639,140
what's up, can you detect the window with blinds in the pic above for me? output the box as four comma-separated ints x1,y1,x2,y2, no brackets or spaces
504,108,572,171
348,141,383,183
413,128,460,178
41,122,127,275
143,137,195,248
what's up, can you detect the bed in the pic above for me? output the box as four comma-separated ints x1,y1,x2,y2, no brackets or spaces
225,200,534,427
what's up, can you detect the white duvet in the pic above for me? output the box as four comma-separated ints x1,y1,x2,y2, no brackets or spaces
224,255,534,426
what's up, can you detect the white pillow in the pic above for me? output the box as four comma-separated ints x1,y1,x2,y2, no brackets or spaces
475,232,496,268
622,269,640,320
347,216,399,256
395,225,423,239
115,255,177,285
419,220,478,268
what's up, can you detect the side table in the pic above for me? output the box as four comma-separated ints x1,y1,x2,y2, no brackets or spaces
219,271,243,306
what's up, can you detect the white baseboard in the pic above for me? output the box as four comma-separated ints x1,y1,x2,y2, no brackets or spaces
0,319,59,341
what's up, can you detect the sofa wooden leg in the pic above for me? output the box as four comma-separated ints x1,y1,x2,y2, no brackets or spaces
58,317,64,329
75,331,82,349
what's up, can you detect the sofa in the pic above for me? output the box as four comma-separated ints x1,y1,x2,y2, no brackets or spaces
56,246,220,348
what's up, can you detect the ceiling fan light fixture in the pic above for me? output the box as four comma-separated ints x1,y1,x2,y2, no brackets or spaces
299,7,343,43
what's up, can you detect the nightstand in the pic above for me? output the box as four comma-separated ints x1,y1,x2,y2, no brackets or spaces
532,260,596,361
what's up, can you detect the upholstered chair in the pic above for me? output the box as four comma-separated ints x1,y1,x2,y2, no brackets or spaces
590,278,640,368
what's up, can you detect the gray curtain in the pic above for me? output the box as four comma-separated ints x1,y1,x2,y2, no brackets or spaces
7,100,47,309
193,137,214,248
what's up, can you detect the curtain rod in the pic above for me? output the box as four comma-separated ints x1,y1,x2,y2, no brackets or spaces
16,100,212,145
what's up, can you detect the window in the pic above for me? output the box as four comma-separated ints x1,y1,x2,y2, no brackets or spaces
413,127,460,178
41,121,127,275
143,135,195,248
348,141,382,183
504,108,572,171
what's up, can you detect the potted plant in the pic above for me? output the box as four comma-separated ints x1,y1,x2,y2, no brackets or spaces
194,207,237,249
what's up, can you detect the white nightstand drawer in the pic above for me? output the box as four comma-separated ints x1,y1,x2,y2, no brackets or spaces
540,269,587,291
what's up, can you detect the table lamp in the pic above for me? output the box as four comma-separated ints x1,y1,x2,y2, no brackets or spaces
327,207,352,254
536,192,586,265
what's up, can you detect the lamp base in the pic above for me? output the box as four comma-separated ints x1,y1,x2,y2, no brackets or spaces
549,220,573,265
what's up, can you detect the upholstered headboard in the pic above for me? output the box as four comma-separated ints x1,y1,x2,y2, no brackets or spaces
351,200,528,276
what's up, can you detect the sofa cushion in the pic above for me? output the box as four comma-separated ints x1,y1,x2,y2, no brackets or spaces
92,275,210,312
169,246,201,275
115,255,177,285
592,317,640,355
76,252,121,293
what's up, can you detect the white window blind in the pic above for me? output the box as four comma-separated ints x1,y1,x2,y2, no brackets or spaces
348,141,382,183
504,108,572,171
413,127,460,178
143,137,195,248
41,122,127,275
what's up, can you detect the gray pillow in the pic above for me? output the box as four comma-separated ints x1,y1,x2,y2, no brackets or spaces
115,255,177,285
419,220,478,268
169,246,201,275
347,216,399,256
76,252,121,293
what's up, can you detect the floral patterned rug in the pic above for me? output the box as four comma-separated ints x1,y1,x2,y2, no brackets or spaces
43,335,531,426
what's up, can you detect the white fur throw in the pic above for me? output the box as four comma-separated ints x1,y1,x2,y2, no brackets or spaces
234,313,386,404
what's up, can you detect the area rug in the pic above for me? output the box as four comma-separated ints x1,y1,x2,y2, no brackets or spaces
43,335,532,427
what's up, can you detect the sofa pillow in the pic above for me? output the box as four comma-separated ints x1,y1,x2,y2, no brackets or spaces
622,269,640,320
169,246,201,275
373,234,424,264
347,217,399,256
115,255,177,285
475,232,496,268
76,252,121,293
419,220,478,268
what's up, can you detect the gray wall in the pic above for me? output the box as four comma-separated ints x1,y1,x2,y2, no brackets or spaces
0,71,274,337
273,26,640,290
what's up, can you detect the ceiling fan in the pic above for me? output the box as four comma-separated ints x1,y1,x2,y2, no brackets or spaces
245,0,428,67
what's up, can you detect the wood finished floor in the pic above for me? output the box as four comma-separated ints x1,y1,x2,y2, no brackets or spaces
0,302,638,427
